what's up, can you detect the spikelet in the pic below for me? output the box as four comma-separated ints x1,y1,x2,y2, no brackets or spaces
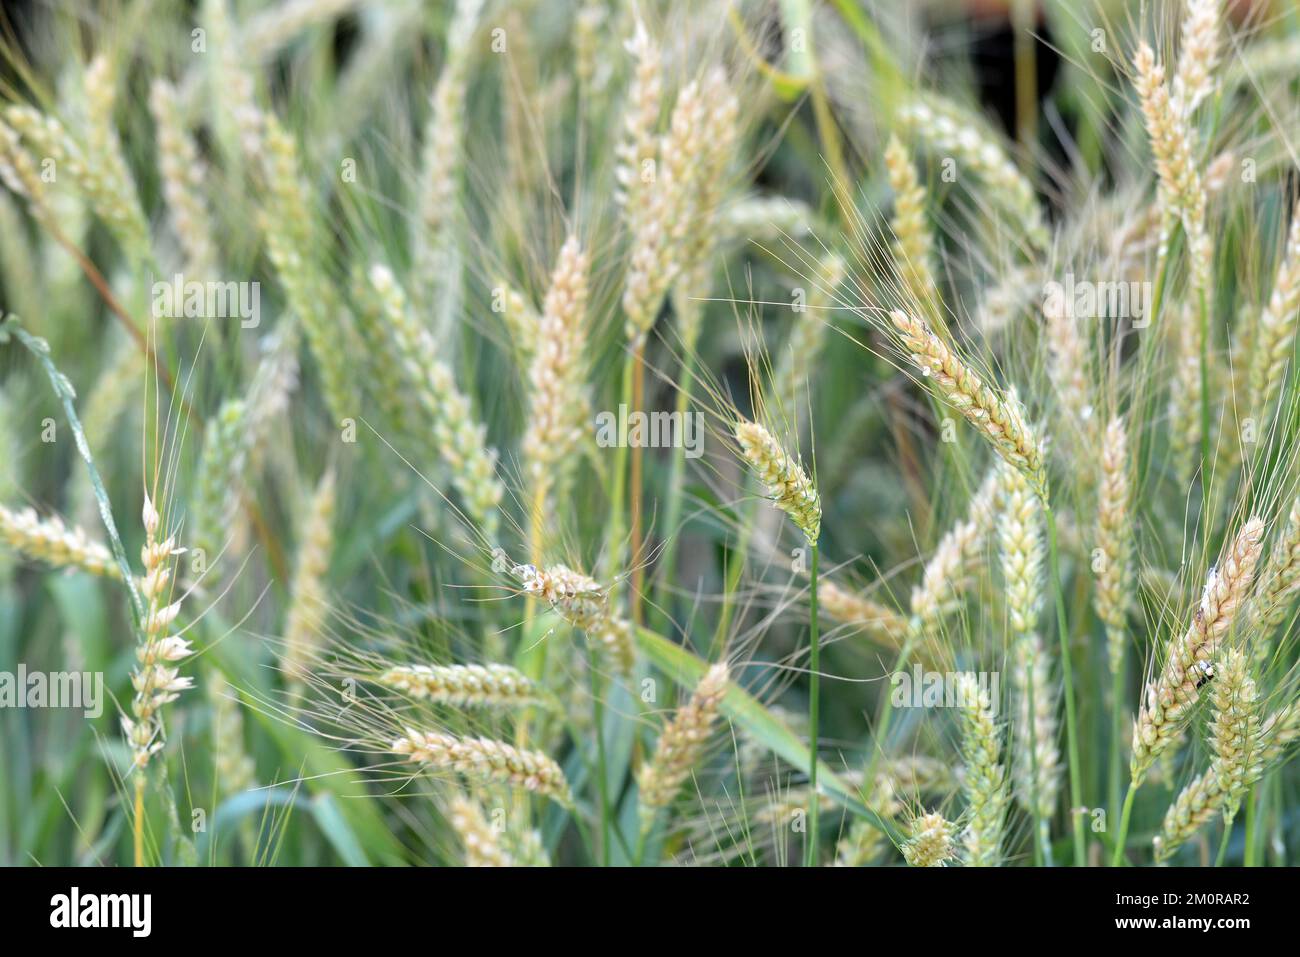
447,795,513,866
368,263,502,537
1245,199,1300,424
1132,43,1212,299
999,463,1059,821
1131,516,1265,784
954,672,1008,866
378,663,548,709
122,495,193,770
522,237,590,495
1095,417,1134,675
884,134,938,307
392,730,573,806
1172,0,1222,116
0,504,121,578
638,662,729,824
891,310,1047,499
902,811,956,867
1153,650,1260,860
898,95,1046,250
282,470,336,683
735,420,820,543
149,79,216,275
516,562,635,673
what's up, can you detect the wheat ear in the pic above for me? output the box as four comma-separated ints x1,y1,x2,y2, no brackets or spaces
378,663,548,709
637,662,730,825
734,420,821,543
1172,0,1223,116
1252,497,1300,637
955,672,1008,866
884,134,938,307
902,811,957,867
1244,198,1300,424
282,470,336,683
149,78,216,275
392,730,572,806
516,563,635,673
909,465,999,636
1131,516,1265,784
1095,416,1134,675
0,504,121,578
447,795,513,867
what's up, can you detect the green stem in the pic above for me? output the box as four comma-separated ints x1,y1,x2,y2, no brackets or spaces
653,347,699,633
1109,657,1125,836
805,541,820,867
589,645,610,867
1214,814,1234,867
1112,783,1136,866
1243,786,1258,867
1045,505,1086,865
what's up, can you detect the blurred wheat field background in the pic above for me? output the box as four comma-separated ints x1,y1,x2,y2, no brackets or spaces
1,0,1299,868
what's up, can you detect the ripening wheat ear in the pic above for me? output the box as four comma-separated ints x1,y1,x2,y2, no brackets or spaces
1153,650,1260,860
1172,0,1223,116
614,18,662,216
898,95,1046,250
516,562,635,673
149,78,216,276
1251,497,1300,642
891,310,1047,500
1131,516,1265,785
909,465,999,637
0,504,121,578
902,811,956,867
637,662,729,827
447,794,512,867
1132,42,1212,299
1245,198,1300,425
188,400,250,565
999,463,1060,825
523,236,590,498
392,730,573,806
954,672,1008,867
123,495,194,772
734,420,820,543
368,263,503,538
378,663,550,709
1094,417,1134,676
884,134,939,309
282,470,337,684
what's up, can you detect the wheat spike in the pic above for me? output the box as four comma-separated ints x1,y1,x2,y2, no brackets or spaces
885,134,939,307
1095,417,1135,675
1245,198,1300,424
447,795,513,867
638,662,730,825
1131,516,1265,784
516,563,634,672
378,663,548,709
891,310,1047,498
282,470,336,683
735,420,821,543
1172,0,1223,116
0,504,121,579
902,811,956,867
955,672,1008,866
393,730,573,806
